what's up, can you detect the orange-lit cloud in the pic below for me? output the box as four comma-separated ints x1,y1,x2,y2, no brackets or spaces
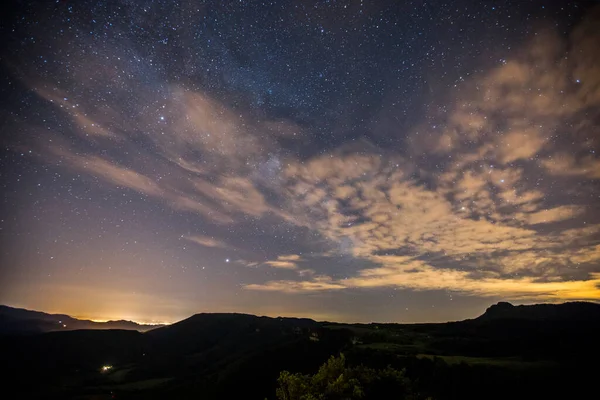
264,254,303,269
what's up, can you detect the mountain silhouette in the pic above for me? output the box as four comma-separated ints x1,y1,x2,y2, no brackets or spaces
0,305,162,334
476,301,600,321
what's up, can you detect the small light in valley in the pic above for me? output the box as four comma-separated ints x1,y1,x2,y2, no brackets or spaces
225,258,230,263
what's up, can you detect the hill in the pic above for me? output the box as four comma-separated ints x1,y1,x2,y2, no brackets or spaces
475,301,600,321
0,305,162,334
1,302,599,399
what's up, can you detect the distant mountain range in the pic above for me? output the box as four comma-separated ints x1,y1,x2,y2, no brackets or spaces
2,301,599,336
0,305,163,334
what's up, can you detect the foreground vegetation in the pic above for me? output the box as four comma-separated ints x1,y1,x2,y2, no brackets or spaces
276,354,422,400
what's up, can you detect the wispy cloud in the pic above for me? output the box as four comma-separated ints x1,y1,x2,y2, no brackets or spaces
264,255,303,269
184,235,232,249
49,146,235,223
541,154,600,179
245,275,346,293
28,82,304,225
277,255,301,261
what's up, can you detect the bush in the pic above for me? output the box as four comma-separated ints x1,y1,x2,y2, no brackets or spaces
276,354,423,400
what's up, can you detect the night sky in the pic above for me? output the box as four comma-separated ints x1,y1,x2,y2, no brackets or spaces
1,1,599,324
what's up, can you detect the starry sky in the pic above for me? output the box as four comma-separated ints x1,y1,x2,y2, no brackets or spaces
1,0,599,324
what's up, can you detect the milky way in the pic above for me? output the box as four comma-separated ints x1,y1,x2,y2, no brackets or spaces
1,1,599,323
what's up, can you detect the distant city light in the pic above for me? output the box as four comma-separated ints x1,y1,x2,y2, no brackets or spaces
101,365,113,372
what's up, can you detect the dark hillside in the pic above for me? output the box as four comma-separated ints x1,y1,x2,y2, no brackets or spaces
2,303,599,399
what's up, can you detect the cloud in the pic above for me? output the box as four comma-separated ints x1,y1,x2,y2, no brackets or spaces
525,206,584,225
234,259,260,268
245,275,346,293
32,86,122,140
70,154,165,198
244,11,600,301
495,128,547,164
247,256,600,301
278,255,301,261
541,154,600,179
264,255,303,269
184,235,231,249
176,91,263,159
28,77,306,226
343,256,600,300
264,261,298,269
49,146,235,223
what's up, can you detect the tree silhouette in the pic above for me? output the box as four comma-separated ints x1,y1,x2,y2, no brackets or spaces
276,354,422,400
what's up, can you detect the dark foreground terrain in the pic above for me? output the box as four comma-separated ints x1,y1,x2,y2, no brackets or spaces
1,302,599,399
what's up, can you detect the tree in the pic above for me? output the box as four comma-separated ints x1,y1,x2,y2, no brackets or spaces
276,354,420,400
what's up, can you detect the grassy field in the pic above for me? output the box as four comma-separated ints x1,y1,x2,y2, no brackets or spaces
357,342,424,352
102,377,172,391
412,354,556,369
